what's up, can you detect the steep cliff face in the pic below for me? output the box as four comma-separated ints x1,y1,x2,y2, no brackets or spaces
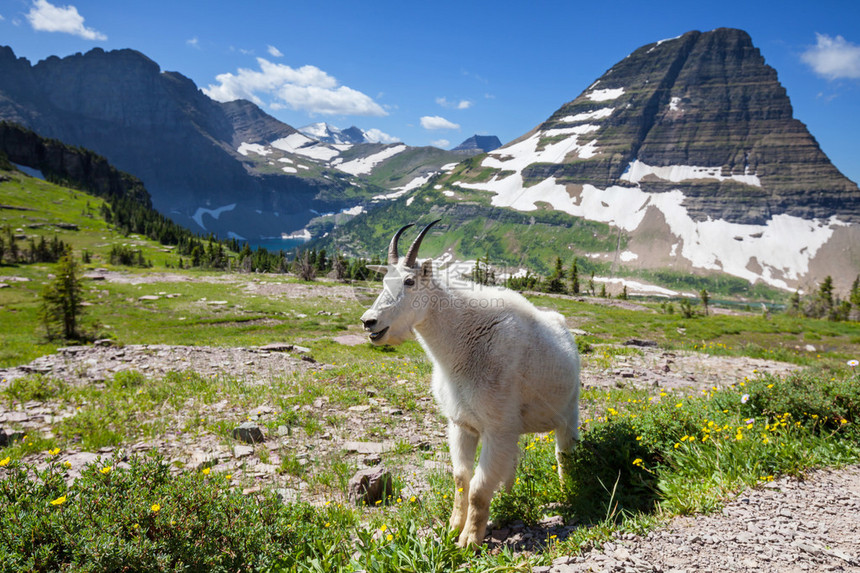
0,46,355,239
0,121,150,206
437,28,860,291
528,28,858,225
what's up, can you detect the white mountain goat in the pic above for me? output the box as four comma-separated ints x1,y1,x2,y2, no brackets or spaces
360,219,581,547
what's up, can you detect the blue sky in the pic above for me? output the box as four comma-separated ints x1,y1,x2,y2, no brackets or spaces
1,0,859,184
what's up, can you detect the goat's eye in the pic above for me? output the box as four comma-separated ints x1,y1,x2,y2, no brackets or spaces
404,277,415,287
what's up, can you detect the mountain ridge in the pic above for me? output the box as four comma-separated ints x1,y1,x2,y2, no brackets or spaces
0,46,465,241
315,28,860,292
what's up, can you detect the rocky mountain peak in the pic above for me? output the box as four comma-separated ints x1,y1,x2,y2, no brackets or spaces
525,27,859,225
444,28,860,291
452,134,502,154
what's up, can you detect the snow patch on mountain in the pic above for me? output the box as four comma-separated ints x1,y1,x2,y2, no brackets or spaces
621,159,761,187
586,87,625,101
238,142,271,156
192,204,236,231
561,108,615,122
335,144,408,175
269,133,315,152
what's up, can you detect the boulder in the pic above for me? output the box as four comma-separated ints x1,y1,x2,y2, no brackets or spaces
232,422,265,444
348,466,395,506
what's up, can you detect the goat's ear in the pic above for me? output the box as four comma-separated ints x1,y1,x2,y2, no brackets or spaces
366,265,388,275
420,259,433,277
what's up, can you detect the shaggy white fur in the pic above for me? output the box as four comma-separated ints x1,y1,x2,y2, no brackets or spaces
361,222,581,547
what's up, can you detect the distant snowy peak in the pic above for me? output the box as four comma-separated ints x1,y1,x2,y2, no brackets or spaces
300,122,370,145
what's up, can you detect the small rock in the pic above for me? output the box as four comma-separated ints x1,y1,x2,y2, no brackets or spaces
233,445,254,458
259,343,293,352
275,488,300,504
189,451,217,470
343,441,393,454
624,338,658,347
232,422,265,444
348,466,395,506
138,295,160,301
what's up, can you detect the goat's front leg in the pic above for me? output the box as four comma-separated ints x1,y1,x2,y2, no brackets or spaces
448,421,478,535
458,431,518,547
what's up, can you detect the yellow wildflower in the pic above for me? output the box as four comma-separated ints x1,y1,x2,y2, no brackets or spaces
151,504,161,513
201,467,210,475
50,495,67,506
632,458,643,466
100,466,112,475
47,448,60,456
63,461,72,469
0,456,10,467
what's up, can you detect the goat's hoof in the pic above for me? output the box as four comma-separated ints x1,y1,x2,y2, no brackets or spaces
457,530,484,549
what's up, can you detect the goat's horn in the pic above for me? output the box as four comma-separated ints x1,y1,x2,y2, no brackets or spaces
404,219,441,267
388,224,414,265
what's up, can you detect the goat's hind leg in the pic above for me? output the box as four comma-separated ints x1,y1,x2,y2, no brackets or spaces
555,412,580,481
448,421,478,535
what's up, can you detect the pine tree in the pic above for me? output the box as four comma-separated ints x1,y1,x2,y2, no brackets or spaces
570,258,580,294
545,256,566,294
40,247,85,340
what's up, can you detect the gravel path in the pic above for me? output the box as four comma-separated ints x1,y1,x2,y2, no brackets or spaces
540,465,860,572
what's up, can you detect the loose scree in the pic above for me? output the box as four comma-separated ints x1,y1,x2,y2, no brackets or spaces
360,220,582,547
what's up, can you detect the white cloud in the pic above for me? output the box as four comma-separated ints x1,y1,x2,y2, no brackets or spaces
204,57,387,117
186,37,200,49
436,97,472,109
364,128,400,144
801,33,860,80
267,45,283,58
0,13,5,21
26,0,106,41
431,139,450,148
420,115,460,130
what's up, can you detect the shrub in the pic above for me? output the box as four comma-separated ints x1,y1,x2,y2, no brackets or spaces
0,454,341,572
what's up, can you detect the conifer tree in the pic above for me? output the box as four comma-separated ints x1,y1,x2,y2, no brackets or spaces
40,247,85,340
570,258,580,294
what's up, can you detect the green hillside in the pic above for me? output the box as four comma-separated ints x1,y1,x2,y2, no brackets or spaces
313,180,623,276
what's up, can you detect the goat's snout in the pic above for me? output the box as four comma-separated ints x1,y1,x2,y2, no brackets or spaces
360,310,378,331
